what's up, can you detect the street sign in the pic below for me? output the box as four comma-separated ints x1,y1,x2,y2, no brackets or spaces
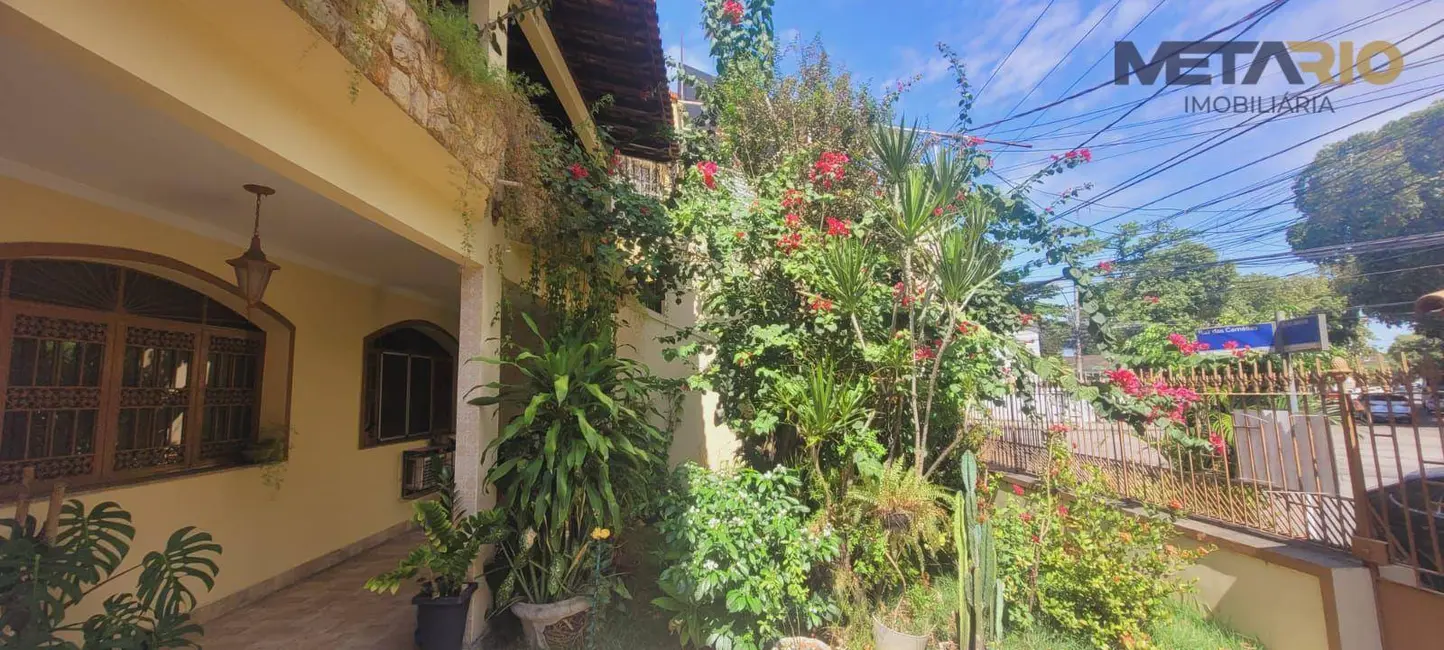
1197,323,1274,352
1275,314,1329,353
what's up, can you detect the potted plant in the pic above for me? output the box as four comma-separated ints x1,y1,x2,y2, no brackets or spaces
873,595,932,650
469,315,669,648
365,466,508,650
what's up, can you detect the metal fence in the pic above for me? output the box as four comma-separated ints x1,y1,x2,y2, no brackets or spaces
980,361,1444,590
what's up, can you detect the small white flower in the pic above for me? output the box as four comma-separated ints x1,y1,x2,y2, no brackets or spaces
703,559,718,571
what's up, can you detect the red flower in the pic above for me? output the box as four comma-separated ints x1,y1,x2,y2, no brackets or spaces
1058,505,1069,516
807,296,833,313
1145,295,1161,304
1047,423,1071,435
781,188,805,210
697,160,718,190
809,151,849,190
1030,534,1040,543
933,206,944,217
1019,313,1036,326
824,216,852,237
962,135,984,147
721,0,744,24
1096,260,1115,273
1223,340,1239,351
1012,484,1024,496
1079,148,1093,163
957,320,978,336
568,163,589,180
776,232,803,253
734,231,746,239
1168,499,1184,511
1209,433,1227,456
914,343,937,362
1020,511,1034,523
607,148,621,175
893,282,924,307
1104,368,1143,396
784,213,802,229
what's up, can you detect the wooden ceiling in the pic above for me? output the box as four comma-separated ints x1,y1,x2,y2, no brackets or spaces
545,0,674,161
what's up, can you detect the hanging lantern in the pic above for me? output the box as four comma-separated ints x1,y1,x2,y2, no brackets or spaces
228,184,281,308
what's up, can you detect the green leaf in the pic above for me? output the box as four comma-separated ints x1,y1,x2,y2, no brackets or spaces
554,375,570,405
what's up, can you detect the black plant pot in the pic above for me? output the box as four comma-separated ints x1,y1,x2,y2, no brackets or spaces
412,582,477,650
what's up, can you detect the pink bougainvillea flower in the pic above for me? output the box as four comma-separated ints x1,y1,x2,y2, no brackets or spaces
962,135,984,147
1209,433,1227,456
568,163,589,180
807,296,833,313
721,0,744,24
1096,260,1116,273
957,320,978,336
1058,505,1069,516
1012,484,1024,496
696,160,718,190
776,232,803,254
1104,368,1143,396
1030,534,1040,543
1223,340,1239,351
784,212,802,229
914,343,937,362
1018,313,1036,326
893,282,924,307
824,216,852,237
734,231,746,239
932,206,944,217
1020,511,1034,523
781,188,805,209
1079,148,1093,162
1047,423,1071,435
1145,295,1161,304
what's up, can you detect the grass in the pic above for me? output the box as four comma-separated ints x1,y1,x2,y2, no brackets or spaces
995,599,1262,650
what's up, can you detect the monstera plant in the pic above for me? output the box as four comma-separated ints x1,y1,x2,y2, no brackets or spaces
0,497,222,649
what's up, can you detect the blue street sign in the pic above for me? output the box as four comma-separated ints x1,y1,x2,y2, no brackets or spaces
1197,323,1274,352
1275,314,1329,353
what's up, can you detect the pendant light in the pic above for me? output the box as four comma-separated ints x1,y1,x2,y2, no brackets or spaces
228,184,281,308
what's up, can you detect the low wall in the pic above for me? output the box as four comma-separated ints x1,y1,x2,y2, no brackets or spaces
995,473,1382,650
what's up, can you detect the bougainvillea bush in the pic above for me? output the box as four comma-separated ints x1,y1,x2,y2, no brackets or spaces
994,441,1211,650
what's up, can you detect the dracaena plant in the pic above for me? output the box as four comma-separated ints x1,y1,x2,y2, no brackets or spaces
364,466,508,599
0,499,221,649
469,314,672,603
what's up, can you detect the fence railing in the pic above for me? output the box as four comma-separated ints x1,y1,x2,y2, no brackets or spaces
980,361,1444,592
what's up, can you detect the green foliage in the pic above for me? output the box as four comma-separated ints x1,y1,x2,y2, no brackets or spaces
1390,333,1444,371
652,465,839,650
955,451,1003,647
994,442,1209,650
841,461,948,592
1290,100,1444,335
0,500,221,648
365,466,508,599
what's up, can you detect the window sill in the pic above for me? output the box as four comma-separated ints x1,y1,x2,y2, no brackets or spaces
1,460,265,505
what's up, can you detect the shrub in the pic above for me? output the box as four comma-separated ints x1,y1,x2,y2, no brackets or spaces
993,442,1210,650
653,464,839,650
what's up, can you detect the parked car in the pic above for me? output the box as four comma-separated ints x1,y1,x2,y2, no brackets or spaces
1367,470,1444,590
1353,393,1414,423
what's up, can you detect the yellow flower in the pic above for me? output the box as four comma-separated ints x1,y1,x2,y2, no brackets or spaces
591,527,612,541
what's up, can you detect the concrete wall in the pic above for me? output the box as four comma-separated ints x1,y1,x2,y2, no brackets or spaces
0,176,456,618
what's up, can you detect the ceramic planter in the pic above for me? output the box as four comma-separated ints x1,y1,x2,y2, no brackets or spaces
511,595,592,649
872,616,930,650
411,582,476,650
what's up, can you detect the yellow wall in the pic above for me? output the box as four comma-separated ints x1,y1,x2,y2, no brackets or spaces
1181,542,1332,650
0,176,456,615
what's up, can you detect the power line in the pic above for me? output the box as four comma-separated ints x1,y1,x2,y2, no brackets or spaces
969,0,1290,133
974,0,1060,105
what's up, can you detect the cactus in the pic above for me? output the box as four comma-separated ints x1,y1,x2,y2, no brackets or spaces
955,451,1002,649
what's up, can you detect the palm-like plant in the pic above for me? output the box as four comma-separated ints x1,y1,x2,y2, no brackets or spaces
0,496,221,649
365,466,508,599
469,315,670,603
777,362,871,509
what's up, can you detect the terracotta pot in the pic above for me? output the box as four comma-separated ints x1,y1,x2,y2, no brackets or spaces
511,596,592,649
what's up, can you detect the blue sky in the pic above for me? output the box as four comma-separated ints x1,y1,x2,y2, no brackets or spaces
655,0,1444,350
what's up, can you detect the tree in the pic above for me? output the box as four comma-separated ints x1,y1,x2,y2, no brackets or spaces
1095,225,1236,333
1290,101,1444,337
1389,334,1444,372
1221,273,1364,347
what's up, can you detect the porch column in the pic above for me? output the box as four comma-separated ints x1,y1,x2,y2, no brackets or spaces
455,255,503,647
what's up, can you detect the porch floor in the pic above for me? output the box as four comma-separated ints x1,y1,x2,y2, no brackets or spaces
202,532,422,649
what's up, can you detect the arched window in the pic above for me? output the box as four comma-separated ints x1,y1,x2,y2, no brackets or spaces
360,323,455,448
0,259,266,491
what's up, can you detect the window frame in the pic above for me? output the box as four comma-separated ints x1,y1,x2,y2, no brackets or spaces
359,322,456,449
0,259,267,499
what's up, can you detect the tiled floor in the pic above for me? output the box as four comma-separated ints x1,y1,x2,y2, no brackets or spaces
203,532,422,649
